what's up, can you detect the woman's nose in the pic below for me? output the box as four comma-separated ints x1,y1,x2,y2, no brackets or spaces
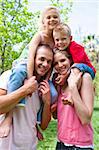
58,62,62,67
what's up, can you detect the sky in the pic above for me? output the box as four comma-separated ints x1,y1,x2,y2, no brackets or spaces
28,0,99,41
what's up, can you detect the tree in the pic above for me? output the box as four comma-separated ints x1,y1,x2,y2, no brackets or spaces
50,0,73,22
0,0,73,73
0,0,39,73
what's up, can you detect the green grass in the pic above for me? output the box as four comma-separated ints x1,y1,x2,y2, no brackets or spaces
92,98,99,150
37,119,57,150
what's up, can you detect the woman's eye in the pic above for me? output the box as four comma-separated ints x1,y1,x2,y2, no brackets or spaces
61,59,66,62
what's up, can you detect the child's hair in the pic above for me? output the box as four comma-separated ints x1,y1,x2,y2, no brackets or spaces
53,23,71,37
40,6,60,29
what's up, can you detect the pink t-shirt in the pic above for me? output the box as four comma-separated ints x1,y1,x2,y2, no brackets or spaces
57,91,93,147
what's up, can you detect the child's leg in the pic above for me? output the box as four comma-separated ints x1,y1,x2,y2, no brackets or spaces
36,124,44,141
71,63,95,79
0,111,13,138
8,63,27,107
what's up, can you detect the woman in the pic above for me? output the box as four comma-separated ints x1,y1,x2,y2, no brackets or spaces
53,50,94,150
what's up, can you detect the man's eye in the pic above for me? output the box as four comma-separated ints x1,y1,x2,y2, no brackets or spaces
47,60,51,64
40,57,45,61
54,62,58,66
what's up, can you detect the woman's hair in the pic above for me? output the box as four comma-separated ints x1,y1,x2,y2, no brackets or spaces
54,49,73,66
54,48,71,59
39,6,60,30
53,23,71,37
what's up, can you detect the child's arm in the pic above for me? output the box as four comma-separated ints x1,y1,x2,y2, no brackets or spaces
0,111,13,138
69,42,96,78
27,33,41,78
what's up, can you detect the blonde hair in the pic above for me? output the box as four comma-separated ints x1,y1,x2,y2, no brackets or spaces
39,6,60,30
53,23,71,37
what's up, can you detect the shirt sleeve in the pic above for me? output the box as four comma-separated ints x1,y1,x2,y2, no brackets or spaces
0,70,11,90
69,43,88,63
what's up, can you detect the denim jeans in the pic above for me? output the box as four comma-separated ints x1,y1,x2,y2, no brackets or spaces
8,63,27,106
72,63,95,80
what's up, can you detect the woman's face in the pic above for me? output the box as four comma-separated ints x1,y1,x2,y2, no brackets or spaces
54,52,71,75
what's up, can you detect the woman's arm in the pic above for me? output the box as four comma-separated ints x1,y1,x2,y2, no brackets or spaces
27,33,41,78
68,71,94,125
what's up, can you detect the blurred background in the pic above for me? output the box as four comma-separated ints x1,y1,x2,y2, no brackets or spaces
0,0,99,149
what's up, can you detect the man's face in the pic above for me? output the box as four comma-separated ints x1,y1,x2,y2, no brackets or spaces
35,46,53,77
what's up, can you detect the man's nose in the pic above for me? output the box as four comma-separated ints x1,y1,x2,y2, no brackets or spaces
43,61,48,67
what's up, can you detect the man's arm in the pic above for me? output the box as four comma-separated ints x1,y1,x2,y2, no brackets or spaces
0,76,38,114
39,80,51,130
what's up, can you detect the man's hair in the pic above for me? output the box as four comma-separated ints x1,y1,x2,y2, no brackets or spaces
35,44,54,65
53,23,71,37
36,44,53,54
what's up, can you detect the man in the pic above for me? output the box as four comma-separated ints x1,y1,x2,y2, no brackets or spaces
0,44,53,150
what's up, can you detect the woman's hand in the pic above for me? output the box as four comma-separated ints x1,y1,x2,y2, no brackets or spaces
38,80,51,105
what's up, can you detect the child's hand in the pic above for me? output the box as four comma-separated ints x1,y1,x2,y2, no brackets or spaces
24,76,38,96
67,69,83,89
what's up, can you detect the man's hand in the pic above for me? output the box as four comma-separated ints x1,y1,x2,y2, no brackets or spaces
24,76,38,95
38,80,51,105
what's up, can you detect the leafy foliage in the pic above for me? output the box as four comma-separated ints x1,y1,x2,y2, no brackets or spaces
0,0,72,73
0,0,39,73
